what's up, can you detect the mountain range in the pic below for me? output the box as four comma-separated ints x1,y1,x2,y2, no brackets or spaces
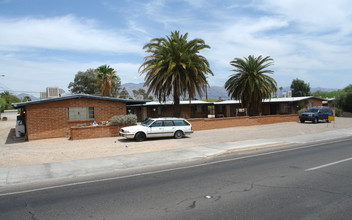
15,83,338,101
120,83,337,100
121,83,230,100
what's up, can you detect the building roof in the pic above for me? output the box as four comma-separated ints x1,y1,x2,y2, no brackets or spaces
12,94,149,109
214,96,327,105
128,100,212,107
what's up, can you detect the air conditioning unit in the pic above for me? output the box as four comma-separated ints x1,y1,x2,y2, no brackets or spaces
46,87,60,98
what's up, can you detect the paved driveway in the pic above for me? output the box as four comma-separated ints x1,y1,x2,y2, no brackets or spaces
0,117,351,168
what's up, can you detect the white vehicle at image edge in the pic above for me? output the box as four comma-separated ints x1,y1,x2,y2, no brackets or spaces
120,117,193,141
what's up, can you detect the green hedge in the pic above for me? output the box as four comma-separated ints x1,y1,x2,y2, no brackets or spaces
334,107,342,117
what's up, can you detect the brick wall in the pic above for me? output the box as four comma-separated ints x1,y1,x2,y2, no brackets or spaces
305,98,323,107
71,114,298,140
25,98,126,140
70,124,125,140
188,114,298,131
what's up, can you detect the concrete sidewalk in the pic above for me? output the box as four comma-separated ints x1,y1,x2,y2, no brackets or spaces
1,126,351,187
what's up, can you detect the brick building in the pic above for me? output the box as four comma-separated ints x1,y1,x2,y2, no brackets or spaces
214,96,326,117
12,94,146,140
127,100,212,122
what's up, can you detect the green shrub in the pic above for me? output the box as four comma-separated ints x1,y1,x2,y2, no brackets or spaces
109,114,137,125
297,109,306,114
334,107,342,117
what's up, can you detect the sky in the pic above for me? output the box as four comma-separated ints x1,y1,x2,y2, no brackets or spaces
1,0,351,97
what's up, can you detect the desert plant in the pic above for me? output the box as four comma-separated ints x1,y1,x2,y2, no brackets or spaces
109,114,137,125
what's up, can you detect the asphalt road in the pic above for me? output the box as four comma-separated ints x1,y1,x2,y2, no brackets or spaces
1,139,352,220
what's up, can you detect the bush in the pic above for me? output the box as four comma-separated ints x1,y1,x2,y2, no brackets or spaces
297,109,306,114
334,107,342,117
109,114,137,125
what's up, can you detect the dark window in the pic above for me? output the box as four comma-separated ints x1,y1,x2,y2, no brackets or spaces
163,120,174,126
174,120,189,126
67,107,95,121
89,107,94,118
151,121,163,127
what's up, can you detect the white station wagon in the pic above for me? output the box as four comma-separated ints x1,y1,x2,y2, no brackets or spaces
120,117,193,141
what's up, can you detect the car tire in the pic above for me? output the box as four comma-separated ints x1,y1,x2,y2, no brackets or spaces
174,130,184,139
300,119,305,123
135,132,146,142
313,117,319,124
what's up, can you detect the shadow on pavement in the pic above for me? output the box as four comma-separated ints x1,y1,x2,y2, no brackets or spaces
117,136,191,143
5,128,26,144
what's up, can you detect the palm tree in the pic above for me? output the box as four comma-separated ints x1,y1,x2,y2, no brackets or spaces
22,96,32,102
225,55,277,116
95,65,117,97
139,31,213,117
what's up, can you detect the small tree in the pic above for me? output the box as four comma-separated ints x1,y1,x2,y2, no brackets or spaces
0,97,6,112
68,68,121,96
68,69,100,94
119,87,130,99
290,78,311,97
95,65,120,97
0,91,21,110
22,96,32,102
132,88,153,100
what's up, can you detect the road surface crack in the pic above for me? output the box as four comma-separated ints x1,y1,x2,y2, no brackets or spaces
25,202,37,220
243,182,254,192
188,201,196,209
253,183,352,198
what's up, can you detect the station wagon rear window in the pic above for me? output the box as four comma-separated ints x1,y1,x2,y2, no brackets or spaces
174,120,190,126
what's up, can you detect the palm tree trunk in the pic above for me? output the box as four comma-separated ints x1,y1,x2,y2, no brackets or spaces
173,94,181,117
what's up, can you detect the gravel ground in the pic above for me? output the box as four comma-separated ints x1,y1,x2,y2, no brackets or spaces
0,117,351,168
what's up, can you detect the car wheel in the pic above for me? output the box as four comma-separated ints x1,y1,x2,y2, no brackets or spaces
174,130,184,139
313,117,319,124
300,119,305,123
135,132,146,142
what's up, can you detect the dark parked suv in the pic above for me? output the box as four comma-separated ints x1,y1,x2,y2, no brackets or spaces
299,107,333,123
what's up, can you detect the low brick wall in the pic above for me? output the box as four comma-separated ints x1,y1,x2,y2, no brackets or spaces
188,114,299,131
70,115,298,140
70,125,125,140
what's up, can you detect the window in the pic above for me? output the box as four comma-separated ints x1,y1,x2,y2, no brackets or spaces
150,121,162,127
67,107,95,121
280,104,291,114
174,120,190,126
158,107,163,115
163,121,174,126
197,105,203,113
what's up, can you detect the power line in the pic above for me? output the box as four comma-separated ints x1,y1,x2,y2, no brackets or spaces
0,89,41,94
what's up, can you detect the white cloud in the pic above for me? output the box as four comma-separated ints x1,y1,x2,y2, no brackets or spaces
1,55,144,95
186,0,352,88
256,0,352,34
0,15,142,53
1,0,352,92
111,62,144,83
